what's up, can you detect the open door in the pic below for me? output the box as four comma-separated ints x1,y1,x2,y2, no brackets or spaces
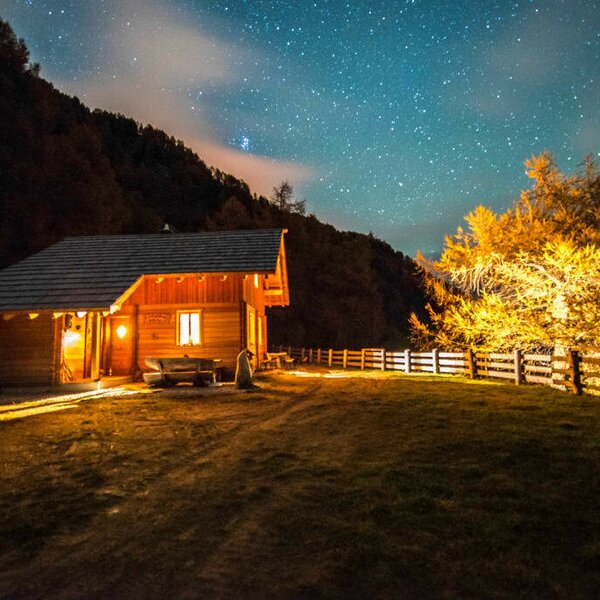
61,312,103,382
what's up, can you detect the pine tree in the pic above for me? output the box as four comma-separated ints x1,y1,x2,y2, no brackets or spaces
270,181,306,215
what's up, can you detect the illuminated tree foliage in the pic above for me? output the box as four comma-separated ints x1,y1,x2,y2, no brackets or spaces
411,153,600,350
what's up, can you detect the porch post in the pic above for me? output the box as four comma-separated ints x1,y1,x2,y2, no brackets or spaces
90,312,102,380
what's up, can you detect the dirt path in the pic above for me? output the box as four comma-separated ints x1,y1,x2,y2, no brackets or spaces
0,375,332,598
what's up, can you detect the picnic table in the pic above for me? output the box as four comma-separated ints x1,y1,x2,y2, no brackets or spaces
261,352,295,370
143,357,221,387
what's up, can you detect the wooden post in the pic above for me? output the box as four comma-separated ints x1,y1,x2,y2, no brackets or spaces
467,349,476,379
381,349,386,370
317,348,322,364
343,349,348,369
254,313,260,370
568,349,583,395
404,349,411,374
90,312,102,381
288,345,292,357
309,348,313,364
82,313,90,378
328,349,333,367
130,305,139,378
301,348,306,362
52,316,63,385
360,349,366,370
514,349,523,385
432,348,439,375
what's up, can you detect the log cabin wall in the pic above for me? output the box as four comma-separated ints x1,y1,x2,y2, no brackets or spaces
242,274,265,313
0,314,59,387
114,274,254,374
125,274,244,306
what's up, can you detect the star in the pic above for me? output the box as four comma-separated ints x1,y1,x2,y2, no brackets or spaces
2,0,598,256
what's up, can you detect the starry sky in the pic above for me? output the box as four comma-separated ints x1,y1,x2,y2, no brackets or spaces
1,0,599,256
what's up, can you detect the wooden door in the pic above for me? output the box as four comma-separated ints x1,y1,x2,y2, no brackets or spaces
108,316,133,376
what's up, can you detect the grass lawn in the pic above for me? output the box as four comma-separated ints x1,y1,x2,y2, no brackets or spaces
1,370,599,599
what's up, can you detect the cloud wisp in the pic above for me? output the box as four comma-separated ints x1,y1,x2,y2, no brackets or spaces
54,0,313,197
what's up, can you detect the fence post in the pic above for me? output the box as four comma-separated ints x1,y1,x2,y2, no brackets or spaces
514,349,523,385
301,348,306,362
568,349,583,395
309,348,313,364
360,349,366,370
404,349,411,374
467,349,477,379
327,349,332,367
317,348,321,364
343,349,348,369
432,348,439,375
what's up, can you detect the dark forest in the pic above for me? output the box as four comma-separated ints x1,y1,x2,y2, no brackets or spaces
0,20,426,348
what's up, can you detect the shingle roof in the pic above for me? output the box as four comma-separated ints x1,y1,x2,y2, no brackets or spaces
0,229,285,311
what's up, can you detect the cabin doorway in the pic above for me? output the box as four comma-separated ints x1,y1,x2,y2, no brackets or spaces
61,313,102,382
106,315,133,376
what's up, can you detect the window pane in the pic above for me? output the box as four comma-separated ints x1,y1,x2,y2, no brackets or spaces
190,312,200,345
179,313,190,345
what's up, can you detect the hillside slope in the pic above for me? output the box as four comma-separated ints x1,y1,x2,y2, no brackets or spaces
0,20,425,347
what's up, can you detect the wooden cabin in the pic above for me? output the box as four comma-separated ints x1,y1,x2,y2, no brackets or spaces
0,229,289,387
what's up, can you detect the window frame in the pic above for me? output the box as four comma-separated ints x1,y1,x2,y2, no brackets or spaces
176,310,203,347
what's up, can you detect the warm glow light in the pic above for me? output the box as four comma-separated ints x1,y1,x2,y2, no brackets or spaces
254,274,259,288
76,311,87,318
63,330,81,347
28,313,39,320
116,325,128,339
0,388,141,422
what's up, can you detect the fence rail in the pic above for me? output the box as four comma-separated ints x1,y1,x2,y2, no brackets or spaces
275,345,600,396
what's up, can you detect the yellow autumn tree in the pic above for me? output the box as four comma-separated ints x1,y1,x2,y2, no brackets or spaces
411,153,600,350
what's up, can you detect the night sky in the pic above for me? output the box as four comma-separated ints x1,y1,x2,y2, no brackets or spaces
1,0,599,256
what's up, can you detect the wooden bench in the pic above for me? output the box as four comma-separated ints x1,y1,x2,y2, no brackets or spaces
143,357,221,387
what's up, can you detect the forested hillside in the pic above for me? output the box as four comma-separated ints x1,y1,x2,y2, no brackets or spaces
0,20,426,347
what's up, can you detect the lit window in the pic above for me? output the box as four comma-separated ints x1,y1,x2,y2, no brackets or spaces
178,311,202,346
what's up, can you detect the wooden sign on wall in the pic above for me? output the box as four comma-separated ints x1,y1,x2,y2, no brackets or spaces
143,313,174,325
